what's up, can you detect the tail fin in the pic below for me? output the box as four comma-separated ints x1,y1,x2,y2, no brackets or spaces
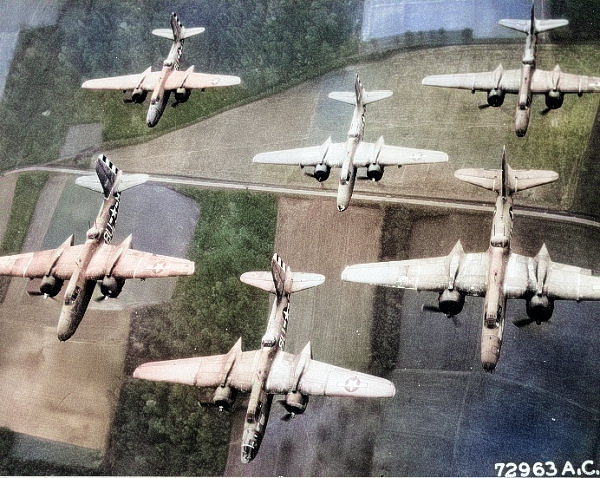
240,253,325,295
454,146,558,196
328,74,392,106
75,154,148,196
152,12,205,41
499,2,568,34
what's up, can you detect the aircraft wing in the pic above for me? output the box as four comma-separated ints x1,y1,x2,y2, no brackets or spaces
0,242,84,279
81,68,161,91
253,140,347,168
504,252,600,301
163,70,241,90
353,140,448,167
530,68,600,94
422,68,521,93
341,252,489,296
85,244,195,279
133,349,259,392
266,350,395,398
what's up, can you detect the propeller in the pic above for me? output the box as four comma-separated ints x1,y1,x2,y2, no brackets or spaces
277,400,298,421
478,103,491,109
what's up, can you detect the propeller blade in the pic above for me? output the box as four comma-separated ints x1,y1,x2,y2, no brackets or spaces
478,103,491,109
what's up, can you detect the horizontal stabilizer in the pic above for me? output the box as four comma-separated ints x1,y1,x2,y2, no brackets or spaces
240,271,324,294
328,90,392,105
75,154,148,194
76,172,149,193
498,18,568,34
151,26,205,40
455,164,558,195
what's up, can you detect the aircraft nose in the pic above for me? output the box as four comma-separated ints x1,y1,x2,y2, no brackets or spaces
337,204,346,212
241,445,256,463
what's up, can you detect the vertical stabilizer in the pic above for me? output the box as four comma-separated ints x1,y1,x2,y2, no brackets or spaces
96,154,120,198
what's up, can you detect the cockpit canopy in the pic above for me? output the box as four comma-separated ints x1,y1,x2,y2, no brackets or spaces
261,334,276,348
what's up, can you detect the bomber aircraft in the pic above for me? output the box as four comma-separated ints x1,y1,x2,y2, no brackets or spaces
422,3,600,136
0,155,195,341
133,253,395,463
253,74,448,211
343,148,600,372
81,13,241,127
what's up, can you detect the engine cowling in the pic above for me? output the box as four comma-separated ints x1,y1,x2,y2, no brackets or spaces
123,88,147,104
284,391,308,415
525,294,554,324
487,88,505,107
545,90,564,110
175,88,191,103
313,163,331,182
438,289,465,316
39,275,63,297
213,385,237,411
367,163,384,182
100,276,125,298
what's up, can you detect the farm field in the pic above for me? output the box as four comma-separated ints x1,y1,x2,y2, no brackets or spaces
2,41,600,474
101,44,600,213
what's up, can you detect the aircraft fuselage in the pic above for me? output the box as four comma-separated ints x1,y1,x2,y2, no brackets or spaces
56,192,119,340
480,195,513,370
241,292,290,462
147,36,184,127
515,32,537,137
337,98,365,211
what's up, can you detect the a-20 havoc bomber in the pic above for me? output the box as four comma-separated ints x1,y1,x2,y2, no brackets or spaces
0,155,194,341
133,254,395,463
82,13,241,127
422,3,600,137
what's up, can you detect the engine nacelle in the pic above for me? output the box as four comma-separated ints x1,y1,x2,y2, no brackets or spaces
526,294,554,324
313,163,331,182
175,88,191,103
100,276,125,298
487,88,505,107
366,163,384,182
438,289,465,316
213,385,237,411
545,90,564,110
123,88,147,104
39,275,63,297
284,391,308,415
